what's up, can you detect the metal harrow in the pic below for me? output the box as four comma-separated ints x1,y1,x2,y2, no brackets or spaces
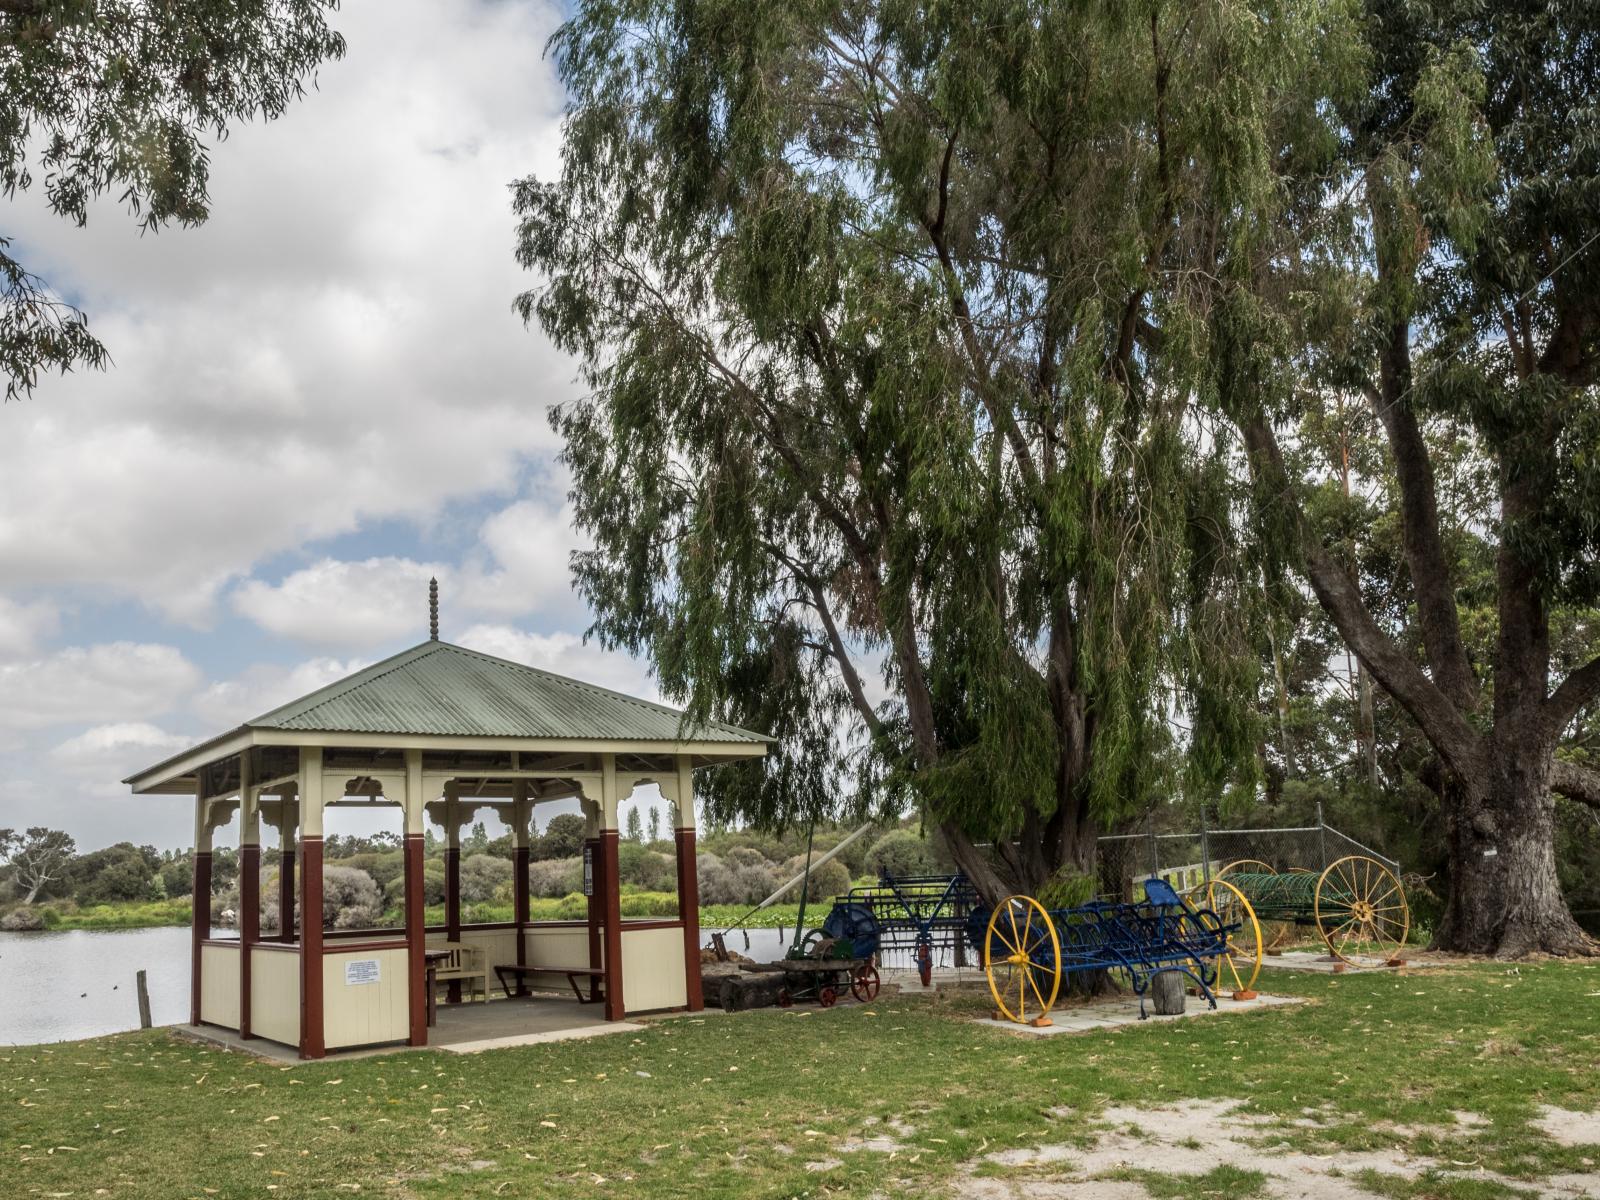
975,877,1263,1025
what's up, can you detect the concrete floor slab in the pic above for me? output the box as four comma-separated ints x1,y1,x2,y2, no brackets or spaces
974,991,1302,1036
439,1022,646,1054
1264,951,1429,974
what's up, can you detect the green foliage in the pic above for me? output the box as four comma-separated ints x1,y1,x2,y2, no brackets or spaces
1036,867,1096,912
863,829,940,881
0,0,344,399
536,813,586,861
513,1,1311,888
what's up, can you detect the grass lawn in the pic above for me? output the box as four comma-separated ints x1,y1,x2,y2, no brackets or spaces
2,960,1597,1199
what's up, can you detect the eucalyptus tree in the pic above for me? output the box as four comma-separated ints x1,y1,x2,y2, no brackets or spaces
1,0,344,400
1218,1,1600,954
515,1,1330,897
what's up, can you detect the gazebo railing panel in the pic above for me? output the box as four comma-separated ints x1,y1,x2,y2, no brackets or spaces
199,943,241,1029
321,946,409,1049
250,945,300,1046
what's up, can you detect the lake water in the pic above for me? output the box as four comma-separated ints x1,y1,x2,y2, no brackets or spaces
0,927,195,1045
0,924,796,1046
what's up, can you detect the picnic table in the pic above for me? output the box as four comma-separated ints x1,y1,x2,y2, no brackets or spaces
493,962,605,1005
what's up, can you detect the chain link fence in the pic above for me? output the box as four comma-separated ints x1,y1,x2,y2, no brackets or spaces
1094,806,1399,904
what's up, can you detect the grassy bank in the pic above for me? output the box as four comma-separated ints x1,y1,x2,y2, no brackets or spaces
2,960,1596,1199
11,897,806,934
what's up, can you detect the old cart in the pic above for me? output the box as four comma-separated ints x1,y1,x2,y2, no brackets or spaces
976,878,1262,1025
1210,855,1409,964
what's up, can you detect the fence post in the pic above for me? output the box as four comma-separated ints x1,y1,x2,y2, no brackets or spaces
1147,813,1159,881
136,969,152,1030
1316,800,1328,869
1199,800,1212,886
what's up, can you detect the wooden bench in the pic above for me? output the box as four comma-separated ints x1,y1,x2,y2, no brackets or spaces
494,962,605,1005
427,942,489,1003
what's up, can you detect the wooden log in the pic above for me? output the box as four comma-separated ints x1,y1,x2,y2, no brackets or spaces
1150,970,1186,1016
716,972,791,1012
136,969,152,1030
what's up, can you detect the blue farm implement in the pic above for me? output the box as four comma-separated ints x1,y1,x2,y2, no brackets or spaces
973,878,1264,1025
822,872,983,986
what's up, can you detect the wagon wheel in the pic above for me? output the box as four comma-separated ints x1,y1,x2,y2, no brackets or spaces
1314,855,1409,964
984,896,1061,1025
851,964,881,1003
1215,859,1293,950
777,988,793,1008
1216,857,1276,879
817,985,838,1008
1188,878,1263,993
915,940,933,988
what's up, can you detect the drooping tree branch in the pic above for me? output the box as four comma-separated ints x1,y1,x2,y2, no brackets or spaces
1242,413,1486,781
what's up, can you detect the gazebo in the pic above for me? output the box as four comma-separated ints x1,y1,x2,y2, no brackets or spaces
124,623,768,1058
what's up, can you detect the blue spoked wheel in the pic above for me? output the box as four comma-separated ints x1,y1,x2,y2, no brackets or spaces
822,901,881,959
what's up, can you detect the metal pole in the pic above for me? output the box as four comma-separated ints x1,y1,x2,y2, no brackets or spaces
1147,812,1159,880
790,820,816,956
1199,800,1212,886
1316,800,1328,869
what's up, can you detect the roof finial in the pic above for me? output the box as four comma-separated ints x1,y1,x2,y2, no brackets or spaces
428,577,439,641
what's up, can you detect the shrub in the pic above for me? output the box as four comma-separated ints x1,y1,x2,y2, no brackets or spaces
382,859,446,908
324,866,384,929
864,829,939,880
1,907,44,931
338,850,405,891
780,855,849,902
529,857,582,898
617,843,675,892
460,854,512,903
695,851,781,906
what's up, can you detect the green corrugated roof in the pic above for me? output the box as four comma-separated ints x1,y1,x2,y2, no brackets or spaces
242,640,771,743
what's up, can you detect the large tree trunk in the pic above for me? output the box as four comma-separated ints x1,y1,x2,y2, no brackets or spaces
1433,725,1595,957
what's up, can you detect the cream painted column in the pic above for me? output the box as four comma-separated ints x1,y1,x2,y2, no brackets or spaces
671,756,703,1010
297,747,326,1059
598,754,625,1020
238,756,260,1039
402,750,428,1046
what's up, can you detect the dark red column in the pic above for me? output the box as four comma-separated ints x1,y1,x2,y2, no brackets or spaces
585,837,602,1001
444,844,461,1003
278,844,296,942
298,836,324,1060
674,826,703,1011
239,842,260,1038
512,843,530,994
190,850,211,1025
601,830,624,1021
404,833,427,1046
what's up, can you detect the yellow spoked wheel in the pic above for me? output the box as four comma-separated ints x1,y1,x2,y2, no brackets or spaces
1188,878,1263,994
1315,855,1410,964
985,896,1062,1025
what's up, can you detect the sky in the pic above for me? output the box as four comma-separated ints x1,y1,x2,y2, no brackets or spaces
0,0,675,851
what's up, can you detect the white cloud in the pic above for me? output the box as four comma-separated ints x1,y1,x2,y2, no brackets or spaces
48,722,193,777
453,623,660,701
0,0,573,624
232,557,446,649
456,497,588,621
0,643,202,734
191,656,370,730
0,597,60,660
